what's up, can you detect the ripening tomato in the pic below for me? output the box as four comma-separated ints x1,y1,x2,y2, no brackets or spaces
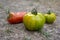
23,8,45,31
7,12,26,24
44,10,56,24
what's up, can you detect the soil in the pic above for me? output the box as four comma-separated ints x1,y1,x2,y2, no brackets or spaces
0,0,60,40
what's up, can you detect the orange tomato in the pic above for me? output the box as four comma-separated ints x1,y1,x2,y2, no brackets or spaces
7,12,26,24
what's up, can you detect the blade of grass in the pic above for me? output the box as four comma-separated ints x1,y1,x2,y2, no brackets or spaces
5,29,13,33
38,30,51,40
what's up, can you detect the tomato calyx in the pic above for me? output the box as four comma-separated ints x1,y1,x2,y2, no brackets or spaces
6,8,14,19
6,8,12,19
47,10,51,14
31,8,37,15
7,13,13,19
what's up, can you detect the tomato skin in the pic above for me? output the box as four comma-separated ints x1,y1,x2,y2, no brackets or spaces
7,12,26,24
23,12,45,31
44,12,56,24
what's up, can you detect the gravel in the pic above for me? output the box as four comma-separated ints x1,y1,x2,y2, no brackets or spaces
0,0,60,40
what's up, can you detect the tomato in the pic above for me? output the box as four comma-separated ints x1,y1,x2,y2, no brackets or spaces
44,10,56,24
7,12,26,24
23,8,45,31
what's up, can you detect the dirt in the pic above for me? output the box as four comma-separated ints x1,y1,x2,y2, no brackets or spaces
0,0,60,40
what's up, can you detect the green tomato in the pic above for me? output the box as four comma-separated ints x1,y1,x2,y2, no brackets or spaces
23,8,45,31
44,10,56,24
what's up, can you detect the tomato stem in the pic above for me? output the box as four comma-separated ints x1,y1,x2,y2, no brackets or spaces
47,10,51,14
31,8,37,15
6,8,10,14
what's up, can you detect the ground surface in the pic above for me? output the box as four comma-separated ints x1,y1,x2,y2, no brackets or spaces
0,0,60,40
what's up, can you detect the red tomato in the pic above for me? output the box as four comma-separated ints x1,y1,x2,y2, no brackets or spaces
7,12,26,24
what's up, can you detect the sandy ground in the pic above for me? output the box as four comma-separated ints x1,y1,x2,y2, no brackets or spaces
0,0,60,40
